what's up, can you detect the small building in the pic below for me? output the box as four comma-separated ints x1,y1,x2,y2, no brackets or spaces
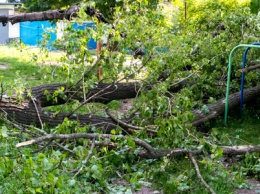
0,0,21,44
20,21,98,49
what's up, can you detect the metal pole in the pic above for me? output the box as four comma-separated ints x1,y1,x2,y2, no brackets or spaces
97,20,102,82
239,42,260,118
224,44,260,125
97,41,102,81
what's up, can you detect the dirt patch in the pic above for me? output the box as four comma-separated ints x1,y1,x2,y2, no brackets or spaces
0,63,9,70
134,179,260,194
235,179,260,194
117,99,133,115
134,186,160,194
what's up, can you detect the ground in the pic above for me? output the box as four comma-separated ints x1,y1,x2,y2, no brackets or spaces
235,179,260,194
132,179,260,194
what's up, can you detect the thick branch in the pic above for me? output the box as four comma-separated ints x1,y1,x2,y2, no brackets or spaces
0,6,77,26
0,5,107,26
139,145,260,159
15,132,260,158
238,64,260,73
16,133,120,147
0,97,120,133
30,82,141,107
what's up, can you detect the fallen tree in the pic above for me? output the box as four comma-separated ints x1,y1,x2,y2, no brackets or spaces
1,80,260,131
1,2,260,193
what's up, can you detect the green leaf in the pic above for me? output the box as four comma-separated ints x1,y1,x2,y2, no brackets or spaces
47,173,55,183
42,158,53,171
24,166,33,177
37,153,45,162
111,129,116,135
91,165,98,172
68,179,76,187
0,162,6,173
0,126,8,137
36,188,43,193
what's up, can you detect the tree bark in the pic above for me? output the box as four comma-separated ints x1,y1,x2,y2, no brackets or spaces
15,132,260,159
238,64,260,73
30,80,188,107
1,82,259,131
0,6,78,26
0,96,119,133
0,5,106,26
31,82,141,107
192,84,260,126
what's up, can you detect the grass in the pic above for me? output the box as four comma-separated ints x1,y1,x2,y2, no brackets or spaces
225,107,260,145
209,104,260,146
0,44,64,87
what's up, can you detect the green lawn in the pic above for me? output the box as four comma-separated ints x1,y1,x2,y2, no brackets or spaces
224,108,260,145
0,45,64,87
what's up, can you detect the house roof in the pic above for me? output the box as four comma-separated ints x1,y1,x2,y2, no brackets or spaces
0,2,22,5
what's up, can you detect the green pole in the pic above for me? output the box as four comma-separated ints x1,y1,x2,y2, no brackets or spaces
224,44,260,125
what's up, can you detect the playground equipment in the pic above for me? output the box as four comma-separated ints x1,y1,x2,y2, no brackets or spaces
224,43,260,125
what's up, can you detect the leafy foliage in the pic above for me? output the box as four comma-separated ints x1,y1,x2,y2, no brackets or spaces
20,0,81,12
0,0,260,193
250,0,260,14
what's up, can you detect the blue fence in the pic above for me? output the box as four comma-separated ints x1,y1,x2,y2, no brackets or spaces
20,21,56,46
20,21,96,49
72,22,97,49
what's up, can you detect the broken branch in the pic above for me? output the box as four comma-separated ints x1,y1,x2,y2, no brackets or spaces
238,64,260,73
189,153,216,194
105,108,157,133
15,132,260,159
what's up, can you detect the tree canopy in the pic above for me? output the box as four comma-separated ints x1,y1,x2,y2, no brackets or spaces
20,0,81,12
250,0,260,14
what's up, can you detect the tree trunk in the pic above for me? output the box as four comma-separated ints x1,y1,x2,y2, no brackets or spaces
0,80,187,131
31,82,141,107
30,80,188,107
192,84,260,126
1,81,259,130
0,96,119,133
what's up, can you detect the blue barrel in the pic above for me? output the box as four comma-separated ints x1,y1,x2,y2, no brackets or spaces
20,21,56,46
72,22,97,49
